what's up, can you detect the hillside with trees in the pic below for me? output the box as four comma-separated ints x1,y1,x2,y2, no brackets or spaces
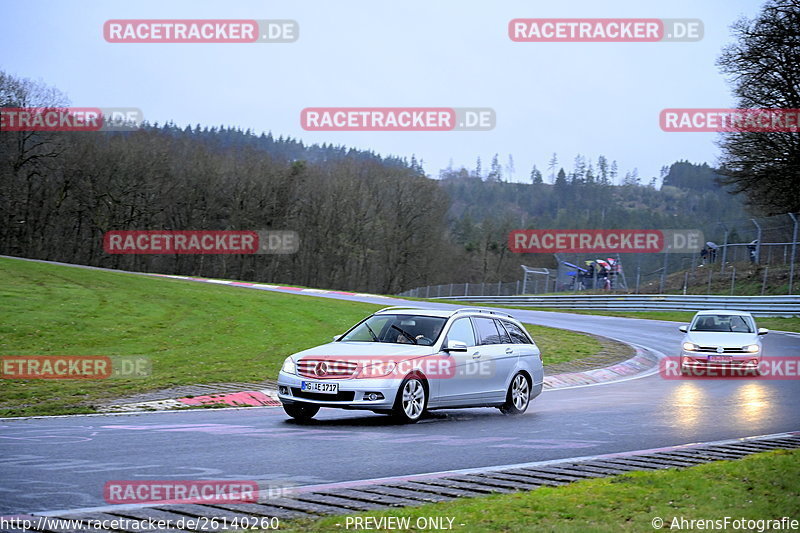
0,72,761,293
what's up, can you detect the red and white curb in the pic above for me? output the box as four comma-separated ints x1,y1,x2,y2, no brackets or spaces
102,345,662,412
100,389,281,412
149,274,397,300
542,344,662,389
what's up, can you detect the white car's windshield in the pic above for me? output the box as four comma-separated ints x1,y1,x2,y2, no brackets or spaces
690,314,754,333
340,314,447,346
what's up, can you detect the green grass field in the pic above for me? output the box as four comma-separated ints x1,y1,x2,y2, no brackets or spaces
0,258,602,417
279,448,800,532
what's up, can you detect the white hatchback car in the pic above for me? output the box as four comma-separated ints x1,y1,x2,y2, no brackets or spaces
277,307,544,423
678,309,768,373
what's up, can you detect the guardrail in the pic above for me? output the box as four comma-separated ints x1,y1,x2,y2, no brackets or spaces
431,294,800,316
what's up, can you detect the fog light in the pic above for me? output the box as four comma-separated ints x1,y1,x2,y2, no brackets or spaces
279,386,289,395
365,392,383,401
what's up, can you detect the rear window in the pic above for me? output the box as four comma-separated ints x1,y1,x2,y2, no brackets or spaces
500,320,532,344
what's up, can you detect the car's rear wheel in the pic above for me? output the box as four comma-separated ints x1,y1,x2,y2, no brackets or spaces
392,376,427,423
499,372,531,415
283,403,320,421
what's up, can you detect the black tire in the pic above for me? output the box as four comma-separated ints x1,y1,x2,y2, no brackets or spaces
283,403,320,421
499,372,531,415
392,376,427,423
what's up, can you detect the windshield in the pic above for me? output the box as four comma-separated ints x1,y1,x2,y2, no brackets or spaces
690,314,754,333
339,314,447,346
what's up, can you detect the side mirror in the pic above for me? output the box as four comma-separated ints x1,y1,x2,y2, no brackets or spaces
678,326,688,333
444,340,468,352
757,328,769,336
332,334,342,341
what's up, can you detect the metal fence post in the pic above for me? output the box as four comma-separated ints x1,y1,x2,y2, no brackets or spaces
465,282,469,297
683,272,689,295
752,219,762,264
719,224,728,274
730,267,736,296
707,268,713,294
635,264,641,294
789,213,798,294
761,267,769,296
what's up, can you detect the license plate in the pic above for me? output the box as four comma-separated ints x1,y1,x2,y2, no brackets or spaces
708,355,732,363
301,381,339,394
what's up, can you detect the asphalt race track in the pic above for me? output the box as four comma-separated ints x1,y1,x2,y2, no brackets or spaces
2,282,799,515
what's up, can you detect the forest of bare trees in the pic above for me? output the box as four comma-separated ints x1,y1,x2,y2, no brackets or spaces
1,72,760,293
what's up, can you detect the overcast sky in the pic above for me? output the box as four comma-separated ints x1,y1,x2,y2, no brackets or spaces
2,0,763,183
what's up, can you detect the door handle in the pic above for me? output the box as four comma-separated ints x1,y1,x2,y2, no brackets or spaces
472,352,481,359
505,348,514,354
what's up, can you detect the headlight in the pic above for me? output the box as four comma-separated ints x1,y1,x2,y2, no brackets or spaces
281,357,296,374
359,361,397,378
682,342,699,351
744,344,760,353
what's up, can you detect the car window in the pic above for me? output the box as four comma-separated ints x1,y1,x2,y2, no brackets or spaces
690,314,754,333
445,318,476,347
340,314,446,345
500,320,532,344
494,319,512,344
472,317,503,345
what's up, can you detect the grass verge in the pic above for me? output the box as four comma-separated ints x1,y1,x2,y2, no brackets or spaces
0,258,604,417
277,448,800,532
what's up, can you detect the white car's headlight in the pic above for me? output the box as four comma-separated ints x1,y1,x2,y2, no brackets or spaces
744,344,760,353
682,342,699,351
359,361,397,378
281,357,296,374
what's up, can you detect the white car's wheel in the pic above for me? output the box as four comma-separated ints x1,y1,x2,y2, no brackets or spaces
283,403,320,421
392,376,427,423
499,372,531,415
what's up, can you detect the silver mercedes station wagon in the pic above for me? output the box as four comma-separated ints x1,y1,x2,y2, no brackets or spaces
277,307,544,423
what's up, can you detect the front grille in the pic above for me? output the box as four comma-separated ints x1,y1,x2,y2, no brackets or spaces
696,346,749,353
297,359,358,379
291,388,356,402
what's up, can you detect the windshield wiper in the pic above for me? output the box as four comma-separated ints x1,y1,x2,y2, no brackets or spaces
365,323,380,342
391,324,417,344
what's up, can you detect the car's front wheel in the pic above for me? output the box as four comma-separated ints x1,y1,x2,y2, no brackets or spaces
499,372,531,415
392,376,427,423
283,403,320,421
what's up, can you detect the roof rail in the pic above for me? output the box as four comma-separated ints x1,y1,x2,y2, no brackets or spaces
453,308,515,318
376,306,427,313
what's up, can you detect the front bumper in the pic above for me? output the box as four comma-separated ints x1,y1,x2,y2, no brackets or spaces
277,371,401,410
680,351,761,370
